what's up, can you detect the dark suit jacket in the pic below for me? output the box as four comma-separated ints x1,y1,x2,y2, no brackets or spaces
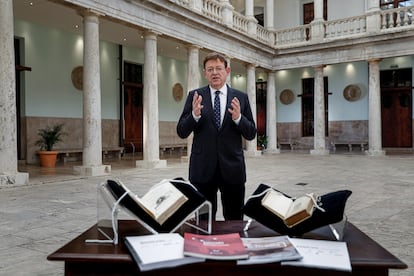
177,85,257,185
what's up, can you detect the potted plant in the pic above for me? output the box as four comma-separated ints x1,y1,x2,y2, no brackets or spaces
35,123,65,167
257,135,268,151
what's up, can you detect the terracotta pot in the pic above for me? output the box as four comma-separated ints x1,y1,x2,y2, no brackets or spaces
38,151,58,167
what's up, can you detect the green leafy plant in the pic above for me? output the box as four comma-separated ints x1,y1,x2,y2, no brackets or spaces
35,123,65,151
257,135,268,149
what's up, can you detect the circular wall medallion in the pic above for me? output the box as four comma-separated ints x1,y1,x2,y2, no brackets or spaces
280,89,295,105
71,66,83,91
172,83,183,101
343,84,361,102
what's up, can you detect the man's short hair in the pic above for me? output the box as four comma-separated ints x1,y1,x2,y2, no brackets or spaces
203,52,228,69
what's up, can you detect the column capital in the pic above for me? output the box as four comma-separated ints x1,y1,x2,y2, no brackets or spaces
185,44,202,51
78,8,105,19
144,29,162,37
246,63,257,69
367,58,382,64
312,64,326,71
313,64,326,70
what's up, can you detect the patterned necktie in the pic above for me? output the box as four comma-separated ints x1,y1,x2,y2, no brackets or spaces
214,91,221,129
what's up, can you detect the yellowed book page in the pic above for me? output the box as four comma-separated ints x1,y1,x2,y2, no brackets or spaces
286,195,313,218
139,180,188,221
261,190,293,219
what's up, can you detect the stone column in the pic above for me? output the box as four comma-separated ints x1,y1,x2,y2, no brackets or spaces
367,0,380,10
245,63,261,156
314,0,324,20
0,0,29,186
74,11,110,176
366,59,385,156
366,0,381,33
183,44,201,162
266,71,280,154
265,0,275,31
310,65,329,155
245,0,257,36
311,0,325,41
136,31,167,168
225,56,232,85
244,0,254,17
220,0,234,27
188,0,203,13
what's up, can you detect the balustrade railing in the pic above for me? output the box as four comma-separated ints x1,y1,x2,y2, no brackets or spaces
170,0,413,48
325,15,366,39
202,0,222,23
256,25,275,46
381,6,413,30
275,25,309,46
233,11,249,33
171,0,189,6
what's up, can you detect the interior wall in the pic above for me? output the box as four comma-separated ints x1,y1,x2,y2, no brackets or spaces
14,19,119,120
325,62,369,121
328,0,366,19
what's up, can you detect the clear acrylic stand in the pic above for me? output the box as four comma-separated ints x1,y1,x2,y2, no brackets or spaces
86,181,212,245
243,215,348,241
329,215,348,241
84,182,128,244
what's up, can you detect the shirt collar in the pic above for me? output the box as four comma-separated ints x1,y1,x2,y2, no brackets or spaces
209,84,227,96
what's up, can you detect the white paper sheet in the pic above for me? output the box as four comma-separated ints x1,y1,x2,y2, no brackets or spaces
281,238,352,272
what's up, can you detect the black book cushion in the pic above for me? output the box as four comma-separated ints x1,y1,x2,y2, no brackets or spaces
106,177,207,233
242,184,352,236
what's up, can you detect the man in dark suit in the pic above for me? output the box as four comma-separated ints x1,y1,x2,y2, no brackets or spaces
177,52,257,220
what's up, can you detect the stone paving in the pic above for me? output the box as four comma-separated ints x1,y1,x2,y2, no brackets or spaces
0,151,413,275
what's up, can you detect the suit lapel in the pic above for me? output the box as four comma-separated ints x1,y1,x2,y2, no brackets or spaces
199,87,215,126
222,86,234,127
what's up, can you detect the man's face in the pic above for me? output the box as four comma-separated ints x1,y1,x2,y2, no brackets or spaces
203,58,231,90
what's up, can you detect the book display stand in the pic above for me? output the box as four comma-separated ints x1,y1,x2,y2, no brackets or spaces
86,178,212,244
242,184,352,238
243,215,348,241
328,215,348,241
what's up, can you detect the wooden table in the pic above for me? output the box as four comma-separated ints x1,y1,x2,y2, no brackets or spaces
47,220,407,276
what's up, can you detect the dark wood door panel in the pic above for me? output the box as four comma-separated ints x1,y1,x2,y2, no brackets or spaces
380,68,412,148
381,89,412,147
124,86,143,152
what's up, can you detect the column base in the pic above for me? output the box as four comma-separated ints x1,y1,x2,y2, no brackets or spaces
244,149,263,157
73,165,111,176
135,159,167,169
180,156,189,163
0,172,29,186
310,149,330,155
263,148,281,154
365,149,386,156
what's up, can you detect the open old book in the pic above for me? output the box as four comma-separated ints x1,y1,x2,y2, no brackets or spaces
261,190,316,227
108,179,188,225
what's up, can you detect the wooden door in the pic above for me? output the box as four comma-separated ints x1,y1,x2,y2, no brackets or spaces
124,85,143,152
303,0,327,24
301,77,329,137
123,62,143,153
256,81,267,137
381,68,412,148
